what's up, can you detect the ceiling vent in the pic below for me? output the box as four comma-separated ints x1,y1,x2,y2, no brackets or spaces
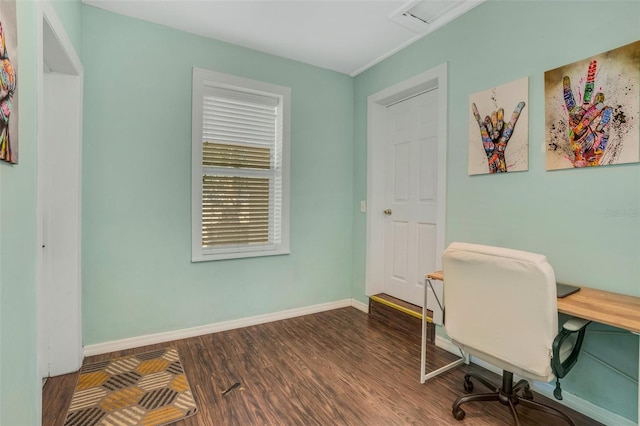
390,0,473,34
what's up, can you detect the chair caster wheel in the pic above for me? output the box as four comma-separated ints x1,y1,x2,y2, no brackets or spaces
463,378,474,393
452,407,466,420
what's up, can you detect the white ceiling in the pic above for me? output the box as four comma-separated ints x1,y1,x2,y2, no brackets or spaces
82,0,483,76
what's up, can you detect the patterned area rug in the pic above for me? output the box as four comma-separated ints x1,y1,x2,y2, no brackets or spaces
64,348,198,426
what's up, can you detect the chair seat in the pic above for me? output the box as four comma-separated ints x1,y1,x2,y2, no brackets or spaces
452,339,555,383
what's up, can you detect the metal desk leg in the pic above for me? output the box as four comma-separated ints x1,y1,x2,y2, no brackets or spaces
421,278,466,383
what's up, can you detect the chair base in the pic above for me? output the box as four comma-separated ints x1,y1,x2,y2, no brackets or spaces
451,371,575,426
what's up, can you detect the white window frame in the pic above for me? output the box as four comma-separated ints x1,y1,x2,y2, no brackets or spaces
192,68,291,262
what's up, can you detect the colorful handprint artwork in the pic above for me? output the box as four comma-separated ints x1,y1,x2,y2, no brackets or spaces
0,0,17,165
545,41,639,170
468,77,529,175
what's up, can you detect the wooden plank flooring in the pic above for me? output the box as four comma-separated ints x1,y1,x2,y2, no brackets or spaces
369,293,434,342
43,307,603,425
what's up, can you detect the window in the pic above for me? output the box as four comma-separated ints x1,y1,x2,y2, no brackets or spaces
192,68,290,261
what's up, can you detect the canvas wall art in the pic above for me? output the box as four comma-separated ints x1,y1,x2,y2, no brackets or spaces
468,77,529,175
545,41,640,170
0,0,17,164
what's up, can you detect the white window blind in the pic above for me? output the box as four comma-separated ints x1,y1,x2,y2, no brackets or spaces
192,68,290,261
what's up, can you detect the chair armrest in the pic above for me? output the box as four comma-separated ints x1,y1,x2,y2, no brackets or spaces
562,317,591,332
552,318,591,379
551,317,591,400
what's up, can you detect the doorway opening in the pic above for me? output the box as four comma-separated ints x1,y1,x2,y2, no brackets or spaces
37,3,84,384
365,64,447,306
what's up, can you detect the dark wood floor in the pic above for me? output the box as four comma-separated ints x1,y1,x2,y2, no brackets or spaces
43,307,602,425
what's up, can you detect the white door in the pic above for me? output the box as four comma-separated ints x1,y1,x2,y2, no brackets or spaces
382,90,439,306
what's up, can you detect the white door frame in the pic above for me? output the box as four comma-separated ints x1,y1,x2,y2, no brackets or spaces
365,63,447,299
36,0,84,385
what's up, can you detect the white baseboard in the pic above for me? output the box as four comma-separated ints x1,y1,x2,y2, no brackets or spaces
435,334,462,355
433,335,634,426
84,299,359,357
532,381,634,426
351,298,369,313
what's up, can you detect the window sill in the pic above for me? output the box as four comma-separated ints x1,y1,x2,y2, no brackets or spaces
191,249,290,262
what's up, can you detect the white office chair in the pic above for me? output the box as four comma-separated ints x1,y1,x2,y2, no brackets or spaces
442,242,589,425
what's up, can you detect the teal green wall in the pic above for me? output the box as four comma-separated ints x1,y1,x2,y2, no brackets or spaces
0,1,82,423
0,2,39,424
1,2,39,425
81,6,354,345
352,1,640,421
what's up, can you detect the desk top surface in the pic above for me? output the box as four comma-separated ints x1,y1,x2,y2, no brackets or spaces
557,287,640,334
426,271,640,334
426,271,444,281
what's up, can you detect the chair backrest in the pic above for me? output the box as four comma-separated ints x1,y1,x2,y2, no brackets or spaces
443,242,558,380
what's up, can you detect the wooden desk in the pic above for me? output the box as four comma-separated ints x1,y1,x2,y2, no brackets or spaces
423,270,640,422
557,286,640,334
427,271,444,281
427,270,640,332
558,286,640,424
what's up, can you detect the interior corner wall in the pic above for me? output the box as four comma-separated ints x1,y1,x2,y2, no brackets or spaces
352,1,640,422
80,6,354,346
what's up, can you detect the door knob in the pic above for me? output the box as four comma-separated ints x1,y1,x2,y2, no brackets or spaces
384,209,392,216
